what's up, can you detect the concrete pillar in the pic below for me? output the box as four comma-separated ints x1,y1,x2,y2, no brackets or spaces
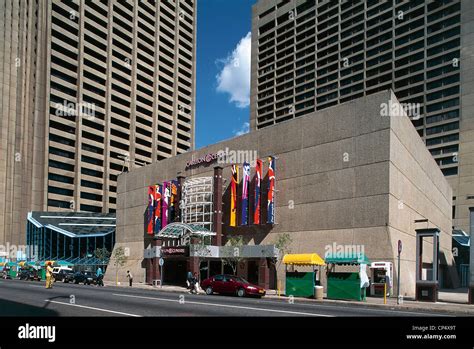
187,257,200,277
146,258,153,284
151,239,162,282
212,166,223,246
258,258,270,289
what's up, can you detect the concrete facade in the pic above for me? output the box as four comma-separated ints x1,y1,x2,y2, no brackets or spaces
0,0,196,248
250,0,474,234
0,0,48,248
110,91,457,296
460,0,474,301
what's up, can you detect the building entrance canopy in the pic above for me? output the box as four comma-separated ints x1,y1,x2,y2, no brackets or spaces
155,222,216,240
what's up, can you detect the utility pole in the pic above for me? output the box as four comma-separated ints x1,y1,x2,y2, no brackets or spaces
397,240,403,305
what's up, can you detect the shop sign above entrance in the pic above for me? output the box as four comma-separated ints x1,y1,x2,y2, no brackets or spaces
161,246,189,257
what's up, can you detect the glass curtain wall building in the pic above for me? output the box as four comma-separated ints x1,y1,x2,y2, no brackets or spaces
0,0,197,247
26,212,115,266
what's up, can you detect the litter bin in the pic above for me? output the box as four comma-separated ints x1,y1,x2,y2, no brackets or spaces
314,285,323,300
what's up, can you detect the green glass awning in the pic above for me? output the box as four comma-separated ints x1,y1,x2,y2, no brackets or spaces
325,252,371,265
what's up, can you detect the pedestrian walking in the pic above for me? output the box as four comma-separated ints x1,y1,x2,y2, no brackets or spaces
126,270,133,287
45,262,54,289
96,267,104,287
186,271,193,290
190,272,199,294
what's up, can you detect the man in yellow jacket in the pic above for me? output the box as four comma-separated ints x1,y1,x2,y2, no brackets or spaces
45,262,54,289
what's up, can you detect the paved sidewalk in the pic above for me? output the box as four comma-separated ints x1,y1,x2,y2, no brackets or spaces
104,281,474,315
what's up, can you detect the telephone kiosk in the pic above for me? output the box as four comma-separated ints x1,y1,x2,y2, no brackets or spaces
369,262,393,297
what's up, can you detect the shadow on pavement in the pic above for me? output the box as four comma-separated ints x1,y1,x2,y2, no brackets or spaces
0,298,59,317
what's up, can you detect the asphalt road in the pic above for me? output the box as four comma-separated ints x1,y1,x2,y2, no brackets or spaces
0,278,453,317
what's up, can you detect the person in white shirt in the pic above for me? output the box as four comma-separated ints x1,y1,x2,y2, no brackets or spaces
126,270,133,287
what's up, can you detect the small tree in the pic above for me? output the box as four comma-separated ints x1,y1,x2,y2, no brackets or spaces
274,233,293,269
221,235,245,275
94,247,111,267
112,246,128,285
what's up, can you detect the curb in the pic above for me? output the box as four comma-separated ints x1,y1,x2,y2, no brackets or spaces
264,294,474,315
103,282,474,315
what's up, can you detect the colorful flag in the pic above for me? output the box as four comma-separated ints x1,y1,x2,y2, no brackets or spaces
267,156,275,224
162,181,170,228
146,186,155,235
241,162,250,225
169,180,178,222
254,159,262,224
153,184,162,234
230,165,239,227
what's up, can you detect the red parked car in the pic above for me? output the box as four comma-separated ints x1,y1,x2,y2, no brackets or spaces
201,274,266,298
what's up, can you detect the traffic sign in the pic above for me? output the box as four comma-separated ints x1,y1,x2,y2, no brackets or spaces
159,258,164,267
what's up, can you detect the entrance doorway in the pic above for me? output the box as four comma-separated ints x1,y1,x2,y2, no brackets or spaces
247,260,258,284
209,260,222,277
199,261,209,281
163,259,187,286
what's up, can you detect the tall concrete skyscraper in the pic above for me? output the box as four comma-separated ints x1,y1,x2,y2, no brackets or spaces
250,0,474,233
0,0,196,246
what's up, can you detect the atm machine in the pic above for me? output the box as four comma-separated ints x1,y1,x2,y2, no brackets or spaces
369,261,393,297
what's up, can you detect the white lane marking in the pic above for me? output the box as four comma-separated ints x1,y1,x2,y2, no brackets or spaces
44,300,142,317
113,293,334,317
255,299,452,317
29,285,46,288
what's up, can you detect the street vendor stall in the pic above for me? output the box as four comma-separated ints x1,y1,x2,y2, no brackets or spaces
27,262,46,281
0,262,17,279
283,253,325,298
325,252,371,301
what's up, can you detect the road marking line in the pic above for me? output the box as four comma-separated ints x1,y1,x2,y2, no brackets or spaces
256,299,451,316
112,293,333,317
29,285,46,288
44,300,142,317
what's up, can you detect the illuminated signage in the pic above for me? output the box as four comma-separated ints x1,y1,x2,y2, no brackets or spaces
161,246,189,257
185,153,219,169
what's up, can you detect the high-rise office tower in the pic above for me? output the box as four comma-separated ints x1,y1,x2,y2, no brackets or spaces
0,0,197,246
250,0,474,233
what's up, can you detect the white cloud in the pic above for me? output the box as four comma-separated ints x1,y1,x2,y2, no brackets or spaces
216,32,251,108
234,122,250,136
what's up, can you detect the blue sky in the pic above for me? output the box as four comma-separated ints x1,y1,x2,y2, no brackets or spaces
195,0,256,149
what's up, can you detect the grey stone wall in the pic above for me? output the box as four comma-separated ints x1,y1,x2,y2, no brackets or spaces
109,91,455,296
